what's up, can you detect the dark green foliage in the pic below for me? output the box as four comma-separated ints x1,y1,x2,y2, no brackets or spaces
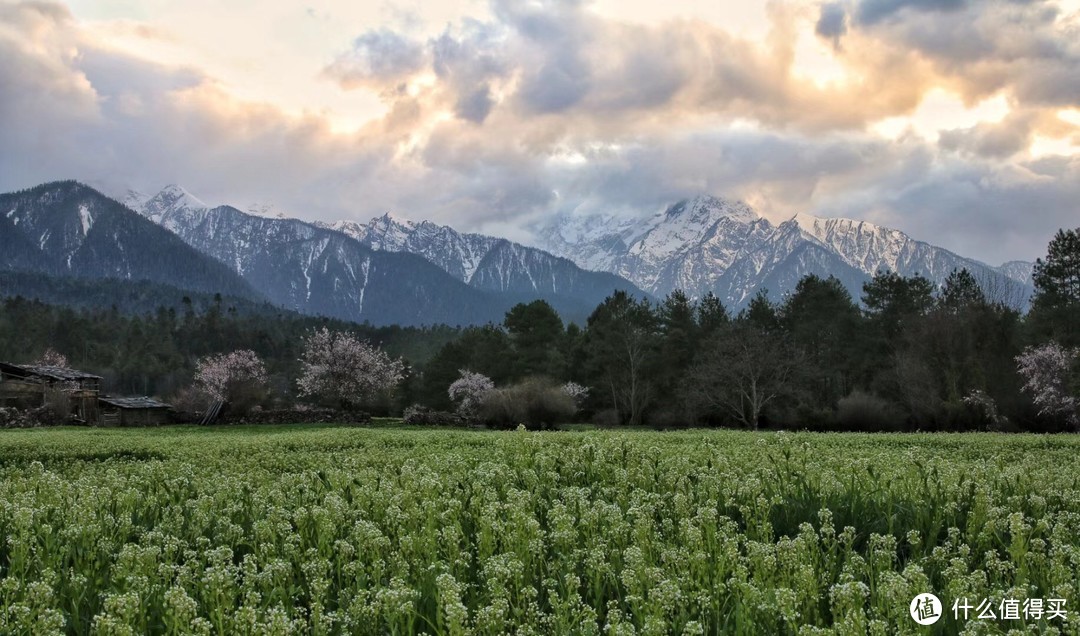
503,300,565,378
695,291,729,339
862,270,935,340
1029,227,1080,347
418,325,514,410
939,268,987,311
1032,227,1080,306
582,291,660,426
0,295,458,399
780,275,864,406
740,289,780,331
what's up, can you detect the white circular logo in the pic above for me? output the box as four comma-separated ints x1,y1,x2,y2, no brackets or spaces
910,593,943,625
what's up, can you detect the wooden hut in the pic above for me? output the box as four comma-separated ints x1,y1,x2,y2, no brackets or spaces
97,396,172,426
0,362,102,422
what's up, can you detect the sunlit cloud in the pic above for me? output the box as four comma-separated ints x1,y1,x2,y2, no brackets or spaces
1,0,1078,265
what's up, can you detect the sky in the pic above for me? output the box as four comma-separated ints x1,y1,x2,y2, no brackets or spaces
1,0,1078,264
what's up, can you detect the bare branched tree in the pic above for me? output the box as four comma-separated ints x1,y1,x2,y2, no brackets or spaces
684,324,804,428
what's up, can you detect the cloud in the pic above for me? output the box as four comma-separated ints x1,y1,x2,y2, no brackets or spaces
937,110,1047,159
849,0,1080,108
854,0,966,26
815,2,848,44
322,29,426,91
1,0,1078,267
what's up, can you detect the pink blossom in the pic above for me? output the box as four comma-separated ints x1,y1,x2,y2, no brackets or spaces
448,370,494,417
297,328,404,408
194,350,268,402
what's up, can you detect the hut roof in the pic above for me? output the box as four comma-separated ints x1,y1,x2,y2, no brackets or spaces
0,362,103,381
98,396,172,410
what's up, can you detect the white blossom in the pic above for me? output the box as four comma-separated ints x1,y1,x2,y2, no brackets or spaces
34,348,69,368
194,350,268,403
448,370,494,417
561,381,590,405
296,328,404,409
1016,341,1079,426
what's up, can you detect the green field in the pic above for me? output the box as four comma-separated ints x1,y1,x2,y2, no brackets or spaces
1,426,1078,635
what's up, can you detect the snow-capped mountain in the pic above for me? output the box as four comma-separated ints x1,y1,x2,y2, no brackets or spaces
320,214,648,304
120,185,643,325
0,181,258,299
116,189,513,325
122,185,208,225
536,195,1034,308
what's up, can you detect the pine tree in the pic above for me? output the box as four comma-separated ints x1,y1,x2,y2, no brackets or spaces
939,268,987,311
1030,228,1080,346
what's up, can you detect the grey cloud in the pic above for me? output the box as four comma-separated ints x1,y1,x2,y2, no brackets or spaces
855,0,966,25
429,22,510,123
861,157,1080,263
938,111,1040,159
848,0,1080,108
816,3,848,43
519,52,591,113
323,29,425,88
454,85,494,123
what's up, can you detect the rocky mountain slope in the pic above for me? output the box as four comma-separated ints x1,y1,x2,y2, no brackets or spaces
0,182,259,300
322,215,648,303
535,195,1034,307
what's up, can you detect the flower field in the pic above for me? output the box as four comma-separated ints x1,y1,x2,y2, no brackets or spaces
1,426,1079,635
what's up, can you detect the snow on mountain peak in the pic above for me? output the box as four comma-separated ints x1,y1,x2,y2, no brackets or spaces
791,211,825,237
158,184,206,209
668,195,758,225
380,210,414,225
121,189,150,212
133,184,209,224
627,195,762,260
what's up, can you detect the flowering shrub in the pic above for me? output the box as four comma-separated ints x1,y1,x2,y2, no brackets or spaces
561,381,590,405
1016,341,1079,427
34,348,69,368
962,389,1009,429
447,369,494,418
296,328,404,410
193,349,268,413
479,377,577,429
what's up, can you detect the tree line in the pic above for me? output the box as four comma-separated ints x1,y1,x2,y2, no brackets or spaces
405,227,1080,431
2,228,1078,431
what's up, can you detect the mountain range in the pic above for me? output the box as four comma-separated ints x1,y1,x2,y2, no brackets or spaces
1,182,1035,326
0,182,645,325
0,182,258,300
534,195,1034,308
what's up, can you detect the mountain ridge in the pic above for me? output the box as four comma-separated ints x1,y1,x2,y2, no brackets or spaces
121,185,646,325
534,195,1034,308
0,181,261,301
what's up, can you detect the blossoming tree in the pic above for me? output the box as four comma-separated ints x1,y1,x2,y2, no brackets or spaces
194,349,269,412
447,369,494,418
1016,341,1079,428
297,328,404,410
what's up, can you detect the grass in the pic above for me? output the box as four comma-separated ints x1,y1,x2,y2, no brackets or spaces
1,425,1078,634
